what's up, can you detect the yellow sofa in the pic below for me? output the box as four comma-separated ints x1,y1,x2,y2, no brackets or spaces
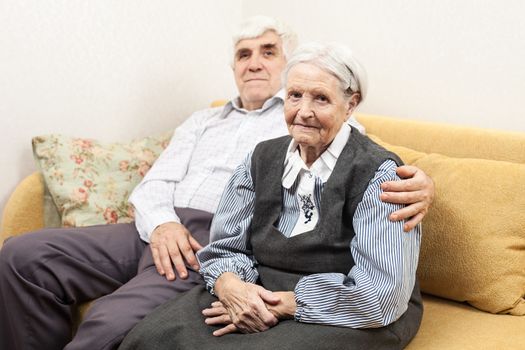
2,113,524,349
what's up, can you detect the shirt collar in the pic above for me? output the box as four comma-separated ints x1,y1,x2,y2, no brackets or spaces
282,123,352,188
226,89,284,116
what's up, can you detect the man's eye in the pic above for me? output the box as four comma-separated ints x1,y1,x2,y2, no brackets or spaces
289,92,301,99
264,50,275,56
237,52,250,60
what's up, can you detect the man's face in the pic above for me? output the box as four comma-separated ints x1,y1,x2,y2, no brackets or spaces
233,30,287,111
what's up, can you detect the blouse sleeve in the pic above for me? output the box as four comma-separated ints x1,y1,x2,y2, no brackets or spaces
294,160,421,328
196,152,259,294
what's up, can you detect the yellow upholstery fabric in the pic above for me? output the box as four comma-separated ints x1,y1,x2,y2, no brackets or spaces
356,113,525,163
210,99,229,108
1,172,45,242
369,135,525,315
406,294,525,349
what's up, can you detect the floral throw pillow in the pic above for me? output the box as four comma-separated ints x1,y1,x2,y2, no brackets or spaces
32,132,173,227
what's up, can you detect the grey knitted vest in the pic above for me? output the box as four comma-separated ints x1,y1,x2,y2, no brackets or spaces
249,128,403,291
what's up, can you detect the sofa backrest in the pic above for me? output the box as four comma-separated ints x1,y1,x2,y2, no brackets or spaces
355,113,525,164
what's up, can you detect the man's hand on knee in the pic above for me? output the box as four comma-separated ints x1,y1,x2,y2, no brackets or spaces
150,222,203,280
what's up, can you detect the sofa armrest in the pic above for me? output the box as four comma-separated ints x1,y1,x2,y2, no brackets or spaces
1,172,45,243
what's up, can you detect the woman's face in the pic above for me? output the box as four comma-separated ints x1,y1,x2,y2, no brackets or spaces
284,63,354,155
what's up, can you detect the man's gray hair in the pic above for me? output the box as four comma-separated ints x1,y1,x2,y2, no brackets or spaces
283,42,368,102
232,15,298,60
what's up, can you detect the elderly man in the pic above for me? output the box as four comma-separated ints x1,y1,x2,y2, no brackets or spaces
0,16,433,350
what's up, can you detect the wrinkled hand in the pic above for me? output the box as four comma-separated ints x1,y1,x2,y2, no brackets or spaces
202,301,237,336
265,291,296,320
380,165,435,232
149,222,203,280
202,291,296,337
212,272,280,336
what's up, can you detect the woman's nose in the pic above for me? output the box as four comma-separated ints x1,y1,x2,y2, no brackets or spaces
297,100,314,118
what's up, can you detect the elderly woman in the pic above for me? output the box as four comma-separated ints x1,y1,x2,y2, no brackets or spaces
120,42,422,350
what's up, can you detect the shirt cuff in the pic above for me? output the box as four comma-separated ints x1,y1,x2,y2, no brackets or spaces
201,262,259,295
135,212,181,243
293,273,344,322
293,276,309,321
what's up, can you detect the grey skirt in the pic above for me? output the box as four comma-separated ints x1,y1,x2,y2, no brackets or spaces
120,284,423,350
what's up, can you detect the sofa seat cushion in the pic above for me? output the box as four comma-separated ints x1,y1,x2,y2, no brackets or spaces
407,294,525,349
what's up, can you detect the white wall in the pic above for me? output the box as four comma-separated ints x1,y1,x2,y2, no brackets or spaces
0,0,241,223
2,0,525,226
245,0,525,131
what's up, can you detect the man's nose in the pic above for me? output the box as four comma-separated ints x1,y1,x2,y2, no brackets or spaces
248,54,263,71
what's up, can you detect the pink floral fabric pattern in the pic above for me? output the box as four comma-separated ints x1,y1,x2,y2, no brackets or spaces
32,132,172,227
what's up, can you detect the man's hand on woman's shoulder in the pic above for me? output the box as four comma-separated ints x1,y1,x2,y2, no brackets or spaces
380,165,435,232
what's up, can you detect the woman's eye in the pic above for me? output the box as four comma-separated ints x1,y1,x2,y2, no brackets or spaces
316,95,328,103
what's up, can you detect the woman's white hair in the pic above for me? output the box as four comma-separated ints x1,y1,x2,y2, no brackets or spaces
232,15,298,60
282,42,368,103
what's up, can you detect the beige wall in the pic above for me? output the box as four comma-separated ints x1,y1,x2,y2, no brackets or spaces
245,0,525,131
2,0,525,225
0,0,241,221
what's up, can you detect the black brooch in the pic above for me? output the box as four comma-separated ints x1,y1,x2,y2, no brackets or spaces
298,194,315,224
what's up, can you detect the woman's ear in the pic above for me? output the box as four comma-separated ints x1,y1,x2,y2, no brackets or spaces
346,93,361,117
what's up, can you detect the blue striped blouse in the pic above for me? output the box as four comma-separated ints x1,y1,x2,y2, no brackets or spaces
197,152,421,329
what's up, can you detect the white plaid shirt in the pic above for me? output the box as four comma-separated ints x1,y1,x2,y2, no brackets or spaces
129,93,288,242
